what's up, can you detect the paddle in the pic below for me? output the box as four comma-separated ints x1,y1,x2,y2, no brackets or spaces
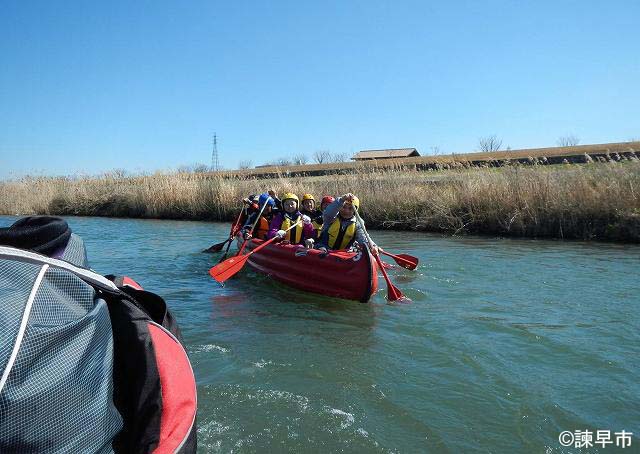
218,207,249,261
380,250,418,270
203,205,245,253
353,208,406,302
203,238,229,253
209,221,300,284
380,260,394,270
217,236,235,263
235,196,272,257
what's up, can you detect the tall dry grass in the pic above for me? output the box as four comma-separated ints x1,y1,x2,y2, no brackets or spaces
1,163,639,241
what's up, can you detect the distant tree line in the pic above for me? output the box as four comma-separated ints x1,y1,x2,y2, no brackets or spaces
257,151,350,168
474,134,581,153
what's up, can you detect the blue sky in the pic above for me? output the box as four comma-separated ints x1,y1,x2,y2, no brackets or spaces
1,0,639,179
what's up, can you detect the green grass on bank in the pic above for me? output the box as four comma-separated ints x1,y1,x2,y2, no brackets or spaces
1,162,639,242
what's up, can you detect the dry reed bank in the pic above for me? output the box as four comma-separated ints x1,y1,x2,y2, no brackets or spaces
1,162,639,242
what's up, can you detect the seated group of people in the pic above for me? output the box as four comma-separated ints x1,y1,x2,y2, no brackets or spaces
240,191,378,254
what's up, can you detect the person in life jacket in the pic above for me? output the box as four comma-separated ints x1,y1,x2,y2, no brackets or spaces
232,194,260,231
317,193,379,253
320,195,335,211
299,193,323,237
311,195,335,238
0,216,197,453
267,192,314,246
300,194,322,220
243,194,260,216
242,192,276,240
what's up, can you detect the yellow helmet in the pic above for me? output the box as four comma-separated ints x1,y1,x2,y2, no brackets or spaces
282,192,299,204
346,195,360,210
301,193,315,202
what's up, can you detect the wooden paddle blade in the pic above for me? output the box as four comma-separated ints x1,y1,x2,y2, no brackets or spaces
209,255,248,283
202,239,229,253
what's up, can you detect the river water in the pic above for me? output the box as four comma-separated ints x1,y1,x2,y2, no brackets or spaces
1,216,638,452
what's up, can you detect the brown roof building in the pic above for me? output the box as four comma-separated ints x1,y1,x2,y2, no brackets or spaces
352,148,420,160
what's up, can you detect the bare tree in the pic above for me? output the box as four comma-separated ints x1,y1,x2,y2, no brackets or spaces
313,150,332,164
329,152,349,162
478,135,503,153
178,163,210,173
107,168,129,179
292,153,308,165
193,163,210,173
557,135,580,147
276,157,292,166
429,146,441,155
238,160,253,169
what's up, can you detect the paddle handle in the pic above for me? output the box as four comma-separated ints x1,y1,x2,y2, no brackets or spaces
248,196,272,235
353,209,376,254
238,196,272,255
373,247,393,283
228,204,246,238
354,209,405,302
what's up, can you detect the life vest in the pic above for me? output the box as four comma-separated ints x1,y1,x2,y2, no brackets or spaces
300,210,323,238
312,218,323,238
254,216,270,240
281,213,302,244
301,209,320,218
326,217,356,250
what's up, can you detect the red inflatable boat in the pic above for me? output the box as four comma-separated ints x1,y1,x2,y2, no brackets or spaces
236,237,378,302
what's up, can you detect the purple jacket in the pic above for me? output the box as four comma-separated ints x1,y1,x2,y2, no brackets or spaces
267,211,314,244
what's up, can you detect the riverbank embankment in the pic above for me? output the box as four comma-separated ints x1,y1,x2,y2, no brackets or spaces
215,140,640,179
1,162,639,242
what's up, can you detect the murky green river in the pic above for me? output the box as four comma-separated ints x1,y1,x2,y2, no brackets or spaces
2,216,638,452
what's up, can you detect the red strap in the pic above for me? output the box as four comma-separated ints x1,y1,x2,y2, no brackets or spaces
122,276,143,290
148,323,197,453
